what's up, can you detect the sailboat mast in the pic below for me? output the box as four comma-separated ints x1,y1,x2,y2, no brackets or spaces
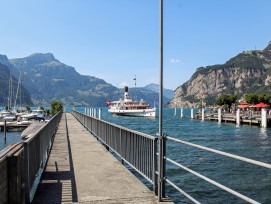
14,65,22,111
8,68,13,110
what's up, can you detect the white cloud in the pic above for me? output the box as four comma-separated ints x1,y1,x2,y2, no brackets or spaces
171,58,180,64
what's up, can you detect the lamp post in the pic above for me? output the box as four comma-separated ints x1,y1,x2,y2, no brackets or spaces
158,0,166,201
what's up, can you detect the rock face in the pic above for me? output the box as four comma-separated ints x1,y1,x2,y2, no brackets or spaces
167,43,271,108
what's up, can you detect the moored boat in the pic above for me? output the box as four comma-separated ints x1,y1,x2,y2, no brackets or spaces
106,86,156,118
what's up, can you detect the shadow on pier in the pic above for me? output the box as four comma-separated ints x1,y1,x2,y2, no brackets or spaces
32,114,78,203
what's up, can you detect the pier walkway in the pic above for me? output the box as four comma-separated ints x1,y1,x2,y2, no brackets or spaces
32,113,165,203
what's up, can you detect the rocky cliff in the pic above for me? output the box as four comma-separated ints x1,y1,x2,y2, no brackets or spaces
167,42,271,108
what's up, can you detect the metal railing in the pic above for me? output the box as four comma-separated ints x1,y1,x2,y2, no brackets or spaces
71,110,271,203
71,110,158,192
23,110,63,203
160,136,271,204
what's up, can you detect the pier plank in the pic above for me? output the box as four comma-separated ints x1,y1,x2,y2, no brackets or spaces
32,113,166,203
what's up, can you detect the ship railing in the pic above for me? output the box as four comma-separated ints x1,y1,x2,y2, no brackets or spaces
71,110,158,193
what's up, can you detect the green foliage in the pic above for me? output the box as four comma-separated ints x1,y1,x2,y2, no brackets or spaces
216,94,237,111
51,101,63,116
244,93,259,104
244,93,271,104
25,105,31,111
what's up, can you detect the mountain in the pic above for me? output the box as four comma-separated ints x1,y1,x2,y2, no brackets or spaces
144,83,174,100
9,53,119,106
167,42,271,108
0,62,33,106
8,53,163,107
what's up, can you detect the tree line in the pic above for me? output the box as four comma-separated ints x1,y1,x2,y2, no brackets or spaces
215,93,271,112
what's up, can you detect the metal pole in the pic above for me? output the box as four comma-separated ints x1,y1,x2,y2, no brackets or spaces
158,0,165,201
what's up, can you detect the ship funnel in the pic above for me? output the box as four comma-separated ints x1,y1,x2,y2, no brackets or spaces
124,86,130,100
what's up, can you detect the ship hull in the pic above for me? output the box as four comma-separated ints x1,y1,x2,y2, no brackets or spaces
108,108,156,118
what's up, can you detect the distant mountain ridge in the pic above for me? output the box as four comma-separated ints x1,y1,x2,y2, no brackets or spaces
3,53,167,107
144,83,173,99
167,41,271,108
9,53,119,106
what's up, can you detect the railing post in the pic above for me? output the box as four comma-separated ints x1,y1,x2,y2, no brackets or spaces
23,142,30,204
153,138,158,195
158,134,166,201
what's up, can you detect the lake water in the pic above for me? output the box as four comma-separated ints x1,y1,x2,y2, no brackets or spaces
1,107,271,203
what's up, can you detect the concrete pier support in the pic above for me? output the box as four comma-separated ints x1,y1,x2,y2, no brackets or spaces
202,108,205,121
85,107,87,115
236,109,240,125
174,108,177,117
191,108,194,119
181,108,183,118
218,108,222,123
261,108,267,128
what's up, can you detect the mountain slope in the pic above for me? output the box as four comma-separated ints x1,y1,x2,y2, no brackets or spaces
144,83,174,100
10,53,118,106
167,42,271,108
0,62,33,106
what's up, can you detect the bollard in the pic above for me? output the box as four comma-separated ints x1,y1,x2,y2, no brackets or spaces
261,108,267,128
218,108,222,123
98,109,102,119
94,109,97,118
180,108,183,118
191,108,194,119
236,109,240,125
202,108,205,121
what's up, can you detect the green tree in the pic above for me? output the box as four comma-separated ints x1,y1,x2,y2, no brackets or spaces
51,101,63,116
244,93,259,104
25,105,31,111
216,94,237,112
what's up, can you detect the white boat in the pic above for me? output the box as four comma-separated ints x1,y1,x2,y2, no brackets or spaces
106,86,156,118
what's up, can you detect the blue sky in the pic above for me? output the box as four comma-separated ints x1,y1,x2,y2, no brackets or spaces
1,0,271,90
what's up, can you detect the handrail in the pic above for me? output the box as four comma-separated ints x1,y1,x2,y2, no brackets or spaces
71,109,269,203
0,142,23,159
166,158,260,204
23,110,63,202
71,110,158,193
167,136,271,169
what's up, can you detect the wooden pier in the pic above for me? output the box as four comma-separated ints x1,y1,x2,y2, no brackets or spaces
32,113,169,203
